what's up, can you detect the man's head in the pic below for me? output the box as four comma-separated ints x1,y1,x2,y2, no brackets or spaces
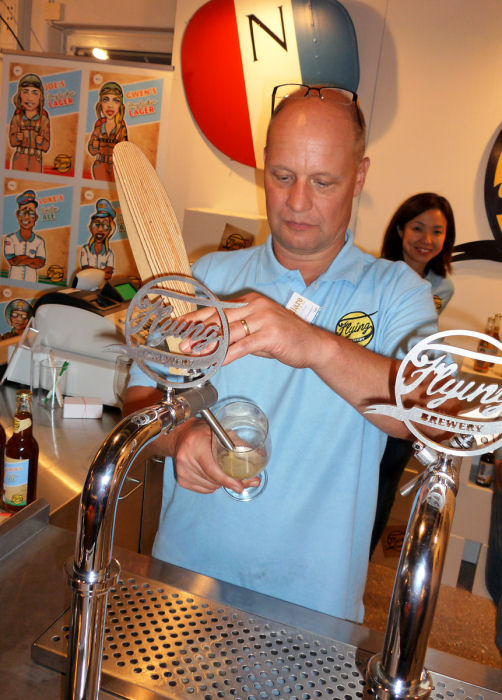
263,91,369,273
16,190,38,231
5,298,32,334
89,199,116,245
14,73,44,113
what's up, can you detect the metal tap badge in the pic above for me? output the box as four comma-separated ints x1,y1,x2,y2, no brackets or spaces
366,330,502,456
125,274,242,389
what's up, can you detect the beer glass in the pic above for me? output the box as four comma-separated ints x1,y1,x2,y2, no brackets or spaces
211,399,271,501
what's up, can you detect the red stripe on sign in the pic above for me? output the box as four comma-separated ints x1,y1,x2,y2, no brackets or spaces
181,0,256,167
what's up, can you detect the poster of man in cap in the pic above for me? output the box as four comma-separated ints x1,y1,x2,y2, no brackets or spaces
0,298,33,340
8,73,51,173
3,190,46,283
80,198,117,280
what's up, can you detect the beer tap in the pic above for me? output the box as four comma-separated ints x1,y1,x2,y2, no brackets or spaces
366,434,473,700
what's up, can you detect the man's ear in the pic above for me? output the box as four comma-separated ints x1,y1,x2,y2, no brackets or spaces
354,156,370,197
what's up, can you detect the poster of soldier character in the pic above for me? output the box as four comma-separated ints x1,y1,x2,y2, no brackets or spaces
0,51,173,345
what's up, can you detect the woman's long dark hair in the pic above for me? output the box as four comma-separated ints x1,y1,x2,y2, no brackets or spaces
380,192,455,276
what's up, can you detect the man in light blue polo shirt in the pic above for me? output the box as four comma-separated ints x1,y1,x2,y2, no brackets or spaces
125,87,438,623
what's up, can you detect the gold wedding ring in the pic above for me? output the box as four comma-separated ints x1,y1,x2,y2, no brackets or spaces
240,318,251,337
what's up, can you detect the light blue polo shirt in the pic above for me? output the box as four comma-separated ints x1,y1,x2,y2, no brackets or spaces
425,270,454,315
129,232,438,622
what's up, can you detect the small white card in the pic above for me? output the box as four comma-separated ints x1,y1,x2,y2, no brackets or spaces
286,292,320,323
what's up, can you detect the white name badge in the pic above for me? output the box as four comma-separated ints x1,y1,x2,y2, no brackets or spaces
286,292,320,324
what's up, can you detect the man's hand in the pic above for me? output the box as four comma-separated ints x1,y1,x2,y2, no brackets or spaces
180,291,320,369
172,418,260,494
123,385,260,495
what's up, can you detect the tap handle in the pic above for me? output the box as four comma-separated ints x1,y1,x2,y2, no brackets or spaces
176,383,219,417
400,470,426,497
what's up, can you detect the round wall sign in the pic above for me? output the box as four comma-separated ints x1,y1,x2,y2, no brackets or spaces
181,0,359,168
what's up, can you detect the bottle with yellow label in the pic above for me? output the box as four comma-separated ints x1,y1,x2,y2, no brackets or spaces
1,389,39,512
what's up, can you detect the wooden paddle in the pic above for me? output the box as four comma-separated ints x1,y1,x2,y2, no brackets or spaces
112,141,195,316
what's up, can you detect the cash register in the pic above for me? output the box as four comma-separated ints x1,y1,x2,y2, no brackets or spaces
5,274,139,407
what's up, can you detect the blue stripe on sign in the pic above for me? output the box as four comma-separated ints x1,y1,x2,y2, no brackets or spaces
291,0,359,92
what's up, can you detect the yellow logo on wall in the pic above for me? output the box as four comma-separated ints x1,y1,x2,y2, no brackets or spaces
335,311,375,346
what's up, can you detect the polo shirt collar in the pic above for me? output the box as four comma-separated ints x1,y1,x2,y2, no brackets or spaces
16,230,35,243
256,230,364,286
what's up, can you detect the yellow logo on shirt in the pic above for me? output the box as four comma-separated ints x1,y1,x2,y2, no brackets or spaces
335,311,375,347
433,295,442,313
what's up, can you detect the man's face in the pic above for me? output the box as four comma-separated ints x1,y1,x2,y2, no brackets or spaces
16,203,37,230
20,86,41,112
90,217,111,242
10,309,29,334
264,99,369,266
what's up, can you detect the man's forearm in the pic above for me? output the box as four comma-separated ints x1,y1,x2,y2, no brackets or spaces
310,327,408,436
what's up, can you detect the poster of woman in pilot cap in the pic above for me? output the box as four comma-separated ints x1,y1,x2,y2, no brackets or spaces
5,61,82,178
83,70,165,180
9,73,50,173
87,81,128,181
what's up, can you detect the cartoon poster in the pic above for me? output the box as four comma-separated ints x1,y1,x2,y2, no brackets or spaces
0,290,35,341
2,178,72,286
5,63,81,178
0,52,172,306
77,187,139,281
83,71,164,181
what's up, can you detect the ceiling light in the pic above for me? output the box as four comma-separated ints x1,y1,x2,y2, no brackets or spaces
92,47,109,61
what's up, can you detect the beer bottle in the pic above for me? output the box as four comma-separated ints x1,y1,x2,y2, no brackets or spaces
474,316,495,372
490,314,502,368
476,452,495,487
1,389,39,512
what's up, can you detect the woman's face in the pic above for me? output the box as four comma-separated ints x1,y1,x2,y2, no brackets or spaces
101,94,121,119
399,208,447,276
20,86,41,112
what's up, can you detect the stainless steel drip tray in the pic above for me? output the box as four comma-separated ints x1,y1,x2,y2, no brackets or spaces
32,570,500,700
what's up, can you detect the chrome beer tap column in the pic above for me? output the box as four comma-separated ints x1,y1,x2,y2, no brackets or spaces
64,383,218,700
366,435,472,700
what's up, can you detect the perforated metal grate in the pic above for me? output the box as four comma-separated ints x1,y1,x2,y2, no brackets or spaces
32,571,501,700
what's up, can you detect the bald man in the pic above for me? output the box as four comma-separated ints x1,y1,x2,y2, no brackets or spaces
125,87,438,623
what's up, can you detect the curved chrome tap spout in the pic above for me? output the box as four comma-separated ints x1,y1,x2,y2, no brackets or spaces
64,383,218,700
366,436,471,700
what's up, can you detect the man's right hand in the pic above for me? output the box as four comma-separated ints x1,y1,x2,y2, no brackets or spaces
123,385,260,495
171,418,260,494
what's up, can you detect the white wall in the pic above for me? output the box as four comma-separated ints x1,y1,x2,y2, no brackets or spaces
22,0,502,334
28,0,177,53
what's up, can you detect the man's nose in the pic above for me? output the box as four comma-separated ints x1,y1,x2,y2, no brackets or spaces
287,181,311,211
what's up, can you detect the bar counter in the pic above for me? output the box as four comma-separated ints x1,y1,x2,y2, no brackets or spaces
1,386,502,698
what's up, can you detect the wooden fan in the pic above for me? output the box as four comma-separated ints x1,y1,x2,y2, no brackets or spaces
112,141,195,316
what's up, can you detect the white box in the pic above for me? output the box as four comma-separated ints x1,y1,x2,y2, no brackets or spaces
63,396,103,419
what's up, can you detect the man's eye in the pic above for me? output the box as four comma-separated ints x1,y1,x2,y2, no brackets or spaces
274,172,291,182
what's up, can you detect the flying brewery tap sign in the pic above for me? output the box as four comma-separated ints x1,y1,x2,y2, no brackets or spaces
366,330,502,457
181,0,360,168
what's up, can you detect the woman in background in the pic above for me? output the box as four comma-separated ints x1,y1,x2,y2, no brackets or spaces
370,192,456,556
88,81,128,181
